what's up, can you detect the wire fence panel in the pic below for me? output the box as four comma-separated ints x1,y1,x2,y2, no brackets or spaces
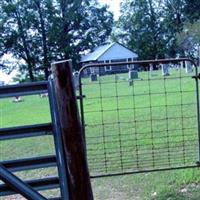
79,59,200,178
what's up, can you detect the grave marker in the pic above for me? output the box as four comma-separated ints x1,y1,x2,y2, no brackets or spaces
73,71,79,90
90,73,97,82
161,64,170,76
185,61,193,73
129,70,138,80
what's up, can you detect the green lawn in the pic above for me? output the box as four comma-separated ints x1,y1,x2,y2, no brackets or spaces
1,68,200,199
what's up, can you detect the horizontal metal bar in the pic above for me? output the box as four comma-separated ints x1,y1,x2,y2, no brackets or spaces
0,81,48,98
90,165,199,178
0,177,59,196
0,123,52,140
0,164,47,199
1,155,56,172
79,58,197,74
76,95,86,99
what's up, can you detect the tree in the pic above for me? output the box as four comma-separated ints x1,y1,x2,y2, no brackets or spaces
0,0,113,81
177,20,200,63
0,0,38,81
115,0,166,60
114,0,200,60
184,0,200,22
161,0,186,57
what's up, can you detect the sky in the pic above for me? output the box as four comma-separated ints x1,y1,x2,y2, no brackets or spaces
98,0,121,20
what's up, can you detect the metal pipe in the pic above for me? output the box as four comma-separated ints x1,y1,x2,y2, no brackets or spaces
0,81,48,98
48,80,70,200
1,155,56,172
79,58,196,73
193,63,200,163
0,164,47,200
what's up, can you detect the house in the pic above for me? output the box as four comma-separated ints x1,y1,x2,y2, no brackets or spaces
80,42,138,75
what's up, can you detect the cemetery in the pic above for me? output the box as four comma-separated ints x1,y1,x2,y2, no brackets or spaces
0,0,199,198
1,58,200,199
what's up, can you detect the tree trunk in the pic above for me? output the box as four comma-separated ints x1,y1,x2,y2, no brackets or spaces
34,0,50,80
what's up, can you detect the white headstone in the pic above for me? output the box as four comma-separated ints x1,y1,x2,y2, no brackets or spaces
149,64,153,78
149,64,153,72
185,61,193,73
161,64,170,76
73,71,79,90
180,61,184,69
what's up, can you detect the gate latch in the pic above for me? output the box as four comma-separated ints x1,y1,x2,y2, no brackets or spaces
192,73,200,80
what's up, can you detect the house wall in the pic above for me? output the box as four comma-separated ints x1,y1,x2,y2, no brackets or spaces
81,58,138,76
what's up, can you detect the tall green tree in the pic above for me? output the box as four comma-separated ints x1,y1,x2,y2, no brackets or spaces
0,0,113,81
0,0,38,81
184,0,200,22
115,0,200,60
177,20,200,62
116,0,166,60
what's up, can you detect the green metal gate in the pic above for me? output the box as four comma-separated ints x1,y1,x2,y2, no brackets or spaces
78,58,200,178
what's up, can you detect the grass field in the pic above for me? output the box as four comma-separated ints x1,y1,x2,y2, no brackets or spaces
1,67,200,199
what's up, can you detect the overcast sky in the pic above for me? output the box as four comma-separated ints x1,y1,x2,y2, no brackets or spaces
98,0,121,20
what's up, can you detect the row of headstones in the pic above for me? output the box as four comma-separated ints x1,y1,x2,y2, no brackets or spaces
161,61,193,76
72,61,194,88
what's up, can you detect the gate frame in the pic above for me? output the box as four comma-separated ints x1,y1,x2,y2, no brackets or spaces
78,58,200,177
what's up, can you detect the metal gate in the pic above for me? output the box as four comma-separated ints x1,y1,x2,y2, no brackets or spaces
0,80,69,199
78,58,200,178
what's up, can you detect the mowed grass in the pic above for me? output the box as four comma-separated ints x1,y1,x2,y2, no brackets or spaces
1,68,200,199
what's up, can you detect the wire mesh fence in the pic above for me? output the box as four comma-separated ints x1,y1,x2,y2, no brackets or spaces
79,59,200,177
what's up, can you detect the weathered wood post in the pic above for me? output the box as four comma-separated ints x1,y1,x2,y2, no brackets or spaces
51,60,93,200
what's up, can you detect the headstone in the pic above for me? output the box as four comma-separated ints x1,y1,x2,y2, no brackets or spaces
73,71,79,90
128,79,133,86
185,61,193,73
115,75,119,82
149,64,153,72
161,64,170,76
149,64,153,78
180,61,185,69
40,93,48,98
90,73,97,82
129,70,138,80
175,63,180,71
13,96,23,103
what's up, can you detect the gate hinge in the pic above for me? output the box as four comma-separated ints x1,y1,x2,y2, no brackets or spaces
192,73,200,80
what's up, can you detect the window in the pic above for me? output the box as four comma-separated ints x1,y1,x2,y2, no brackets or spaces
105,66,112,71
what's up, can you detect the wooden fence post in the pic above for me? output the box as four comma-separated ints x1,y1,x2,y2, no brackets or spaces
51,60,93,200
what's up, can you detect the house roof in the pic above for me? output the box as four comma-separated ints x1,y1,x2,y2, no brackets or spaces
81,42,138,62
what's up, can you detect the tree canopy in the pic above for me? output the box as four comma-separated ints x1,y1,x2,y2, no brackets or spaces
1,0,200,81
0,0,113,81
114,0,200,61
